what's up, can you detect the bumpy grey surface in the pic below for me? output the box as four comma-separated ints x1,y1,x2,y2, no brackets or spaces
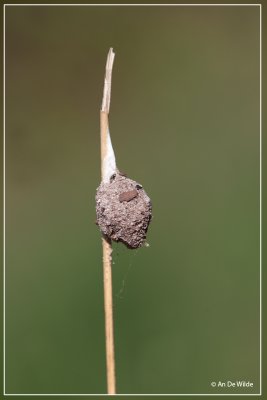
95,174,152,249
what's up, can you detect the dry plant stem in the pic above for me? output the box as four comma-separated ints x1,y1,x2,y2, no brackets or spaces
100,48,116,395
102,236,116,394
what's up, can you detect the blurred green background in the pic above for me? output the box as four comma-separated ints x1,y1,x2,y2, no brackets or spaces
5,5,260,395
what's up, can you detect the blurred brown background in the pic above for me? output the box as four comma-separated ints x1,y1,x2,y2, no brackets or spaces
5,5,260,394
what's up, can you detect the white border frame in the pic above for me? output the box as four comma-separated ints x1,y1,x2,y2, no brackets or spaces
3,3,262,397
